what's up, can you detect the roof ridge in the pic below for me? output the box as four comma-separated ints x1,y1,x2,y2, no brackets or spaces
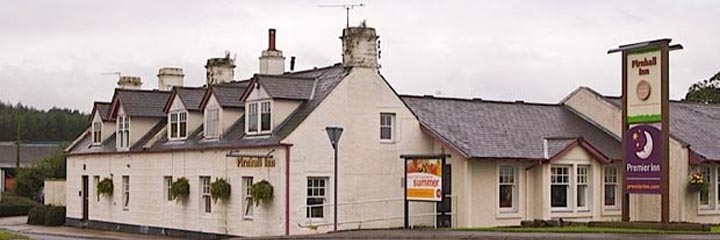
399,94,561,106
116,88,171,93
257,74,316,80
286,63,343,75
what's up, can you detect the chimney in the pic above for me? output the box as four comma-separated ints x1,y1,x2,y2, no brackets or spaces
290,56,296,72
157,67,184,91
117,76,142,90
205,52,235,85
259,28,285,75
341,21,379,68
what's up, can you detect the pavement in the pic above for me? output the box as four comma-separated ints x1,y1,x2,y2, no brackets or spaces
241,229,720,240
0,216,177,240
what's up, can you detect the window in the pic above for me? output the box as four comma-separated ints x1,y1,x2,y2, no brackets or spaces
306,177,327,218
164,176,173,201
93,176,100,202
248,103,258,133
380,113,395,142
604,166,618,207
260,101,271,132
122,176,129,210
201,176,211,214
498,165,516,210
169,111,187,140
576,165,589,209
243,177,254,218
117,115,130,149
700,166,712,207
551,165,570,208
92,121,102,144
205,108,220,138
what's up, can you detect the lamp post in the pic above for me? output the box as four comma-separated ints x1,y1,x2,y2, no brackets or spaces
325,126,343,232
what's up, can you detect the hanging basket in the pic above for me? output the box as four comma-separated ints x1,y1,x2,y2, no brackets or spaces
688,182,708,193
250,180,274,206
97,177,113,197
171,177,190,202
210,178,231,203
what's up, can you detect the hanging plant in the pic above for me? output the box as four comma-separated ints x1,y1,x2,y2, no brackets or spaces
97,177,113,197
250,180,274,206
689,171,709,193
171,177,190,201
210,178,231,203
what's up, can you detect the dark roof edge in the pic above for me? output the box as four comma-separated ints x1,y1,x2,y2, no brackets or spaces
399,94,561,107
67,142,290,157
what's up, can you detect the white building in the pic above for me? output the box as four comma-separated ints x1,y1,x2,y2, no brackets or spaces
66,24,720,238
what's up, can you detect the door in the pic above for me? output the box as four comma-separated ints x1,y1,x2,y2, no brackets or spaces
436,164,452,228
82,175,89,221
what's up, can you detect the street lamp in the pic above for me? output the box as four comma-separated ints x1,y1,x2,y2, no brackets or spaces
325,126,343,232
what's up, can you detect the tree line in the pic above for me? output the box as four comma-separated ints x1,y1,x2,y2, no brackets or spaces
0,101,88,142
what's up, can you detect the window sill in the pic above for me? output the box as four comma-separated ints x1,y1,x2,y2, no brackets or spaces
697,208,720,216
305,218,326,224
496,210,521,219
380,140,396,144
243,216,254,221
551,208,573,213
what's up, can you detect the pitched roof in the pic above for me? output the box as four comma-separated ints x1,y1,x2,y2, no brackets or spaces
164,87,206,112
110,89,171,118
603,95,720,161
251,75,316,100
200,81,250,109
0,142,61,168
91,102,111,121
401,95,622,160
68,64,351,155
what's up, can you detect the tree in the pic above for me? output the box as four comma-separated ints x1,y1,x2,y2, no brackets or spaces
685,71,720,103
13,150,66,199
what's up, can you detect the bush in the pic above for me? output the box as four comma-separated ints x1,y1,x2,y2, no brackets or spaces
171,177,190,201
210,178,231,203
250,180,274,206
0,195,41,217
97,178,113,197
13,167,45,199
27,205,65,226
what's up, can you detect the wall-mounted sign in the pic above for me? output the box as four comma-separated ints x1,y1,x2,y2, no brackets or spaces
627,49,662,124
624,124,662,194
237,157,275,168
405,159,442,202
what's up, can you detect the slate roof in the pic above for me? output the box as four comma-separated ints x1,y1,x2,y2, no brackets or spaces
204,81,250,109
401,95,622,160
91,102,111,121
255,75,316,100
68,63,350,155
173,87,206,111
0,142,61,168
603,95,720,161
111,89,171,118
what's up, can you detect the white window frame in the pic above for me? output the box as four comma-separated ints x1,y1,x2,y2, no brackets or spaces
204,107,221,139
550,165,571,211
380,113,396,143
164,176,173,201
93,175,100,202
168,111,188,140
699,166,713,210
246,100,272,135
576,165,590,211
242,177,254,219
200,176,212,214
603,166,619,210
122,175,130,210
497,164,517,213
117,115,130,150
92,121,102,145
306,177,328,220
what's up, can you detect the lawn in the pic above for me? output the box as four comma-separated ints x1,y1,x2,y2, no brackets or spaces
460,225,720,234
0,231,28,240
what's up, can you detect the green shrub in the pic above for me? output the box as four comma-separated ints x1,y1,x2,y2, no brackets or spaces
210,178,231,203
27,206,47,225
0,195,41,217
250,180,273,206
171,177,190,201
27,205,65,226
44,206,66,226
13,167,45,199
97,178,113,197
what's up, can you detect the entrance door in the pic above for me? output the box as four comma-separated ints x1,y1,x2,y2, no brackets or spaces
436,164,452,228
82,176,89,221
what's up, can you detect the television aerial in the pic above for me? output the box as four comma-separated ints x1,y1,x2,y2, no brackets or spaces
318,3,365,28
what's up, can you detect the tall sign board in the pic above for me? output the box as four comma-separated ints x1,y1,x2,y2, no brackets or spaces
608,39,682,223
400,153,448,229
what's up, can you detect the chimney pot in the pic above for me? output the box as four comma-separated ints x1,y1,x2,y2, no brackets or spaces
259,28,285,75
157,67,184,91
268,29,276,51
290,56,296,72
117,76,142,90
205,54,236,85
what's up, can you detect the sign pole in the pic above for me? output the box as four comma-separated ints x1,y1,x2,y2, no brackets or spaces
404,158,409,229
660,42,670,223
621,50,630,222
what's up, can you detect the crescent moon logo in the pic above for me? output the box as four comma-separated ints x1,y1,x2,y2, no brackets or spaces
635,130,654,160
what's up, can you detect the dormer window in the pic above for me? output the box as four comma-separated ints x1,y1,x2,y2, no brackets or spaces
92,121,102,145
169,111,188,140
246,100,272,135
205,107,220,138
117,115,130,149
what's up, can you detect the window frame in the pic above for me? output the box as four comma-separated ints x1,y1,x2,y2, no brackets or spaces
306,177,328,219
122,175,130,210
168,111,188,140
497,165,517,212
699,166,713,209
117,115,130,149
204,107,221,139
92,121,102,145
200,176,212,214
242,177,254,219
603,166,619,209
164,176,173,201
246,100,272,135
379,113,396,143
576,165,590,211
550,165,571,211
93,175,100,202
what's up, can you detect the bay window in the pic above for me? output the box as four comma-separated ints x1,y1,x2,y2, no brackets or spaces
576,165,589,210
551,165,570,209
169,111,187,140
604,166,618,208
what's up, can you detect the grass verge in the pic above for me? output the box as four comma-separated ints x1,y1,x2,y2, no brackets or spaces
0,230,29,240
459,225,720,234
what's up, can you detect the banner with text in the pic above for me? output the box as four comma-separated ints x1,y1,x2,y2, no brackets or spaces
627,49,662,124
406,159,443,202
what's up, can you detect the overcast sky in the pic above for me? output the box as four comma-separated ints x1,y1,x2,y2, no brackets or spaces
1,0,719,112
